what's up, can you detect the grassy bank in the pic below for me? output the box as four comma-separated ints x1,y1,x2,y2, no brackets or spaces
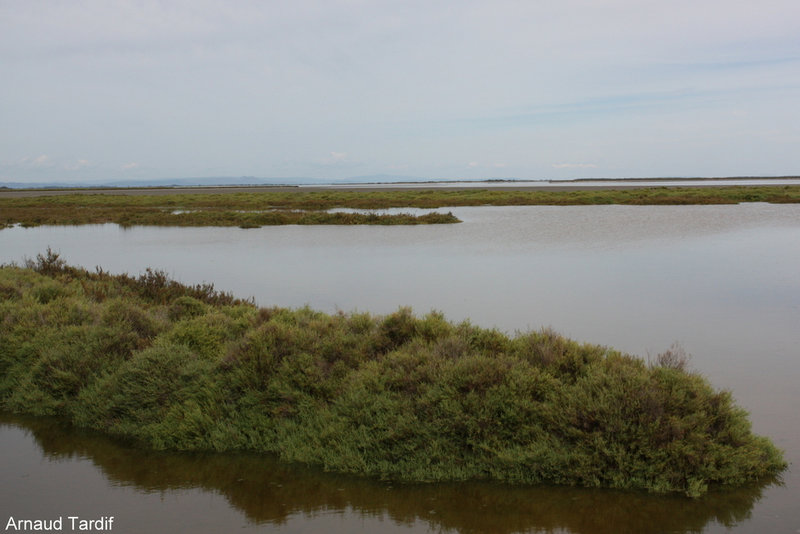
2,185,799,229
0,197,459,229
0,252,787,496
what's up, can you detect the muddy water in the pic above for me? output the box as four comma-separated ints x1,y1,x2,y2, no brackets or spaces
0,415,779,534
1,203,799,533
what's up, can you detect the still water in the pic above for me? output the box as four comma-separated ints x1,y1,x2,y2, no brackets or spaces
1,203,799,533
308,178,800,189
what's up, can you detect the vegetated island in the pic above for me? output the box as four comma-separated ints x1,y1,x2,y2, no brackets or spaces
0,251,786,497
2,184,800,229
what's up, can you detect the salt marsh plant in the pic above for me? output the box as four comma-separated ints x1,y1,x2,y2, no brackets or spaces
2,185,800,229
0,254,787,497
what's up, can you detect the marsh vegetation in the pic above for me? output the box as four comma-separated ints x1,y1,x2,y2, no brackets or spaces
2,185,799,229
0,251,786,497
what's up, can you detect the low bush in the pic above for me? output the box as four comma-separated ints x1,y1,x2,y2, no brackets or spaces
0,259,787,496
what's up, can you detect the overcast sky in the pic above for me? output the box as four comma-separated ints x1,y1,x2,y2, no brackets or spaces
2,1,799,183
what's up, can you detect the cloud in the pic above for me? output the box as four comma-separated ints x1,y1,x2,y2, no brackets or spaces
33,154,52,166
551,163,598,169
2,2,798,182
64,158,90,170
18,154,54,168
322,151,352,166
466,161,507,169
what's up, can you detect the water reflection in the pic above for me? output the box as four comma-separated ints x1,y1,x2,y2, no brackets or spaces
1,413,778,534
2,204,797,532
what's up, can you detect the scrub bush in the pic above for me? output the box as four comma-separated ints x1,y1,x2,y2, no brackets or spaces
0,261,787,497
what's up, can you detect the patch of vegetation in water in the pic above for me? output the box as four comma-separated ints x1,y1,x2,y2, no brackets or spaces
0,198,460,228
0,251,787,497
2,185,800,229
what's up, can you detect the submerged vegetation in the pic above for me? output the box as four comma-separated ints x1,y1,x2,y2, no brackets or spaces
1,185,800,229
0,252,787,497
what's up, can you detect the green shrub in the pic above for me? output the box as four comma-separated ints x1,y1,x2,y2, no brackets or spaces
379,307,418,349
0,262,787,496
102,297,165,342
168,296,207,320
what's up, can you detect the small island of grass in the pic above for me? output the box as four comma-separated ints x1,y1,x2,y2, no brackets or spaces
2,184,800,229
0,252,787,497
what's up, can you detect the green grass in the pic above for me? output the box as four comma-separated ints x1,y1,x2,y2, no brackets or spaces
0,252,787,496
0,199,459,228
2,185,800,229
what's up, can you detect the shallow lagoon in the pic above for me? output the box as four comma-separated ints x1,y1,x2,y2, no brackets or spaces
1,203,799,533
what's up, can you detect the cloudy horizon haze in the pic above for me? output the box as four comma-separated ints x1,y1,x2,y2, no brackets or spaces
2,1,799,184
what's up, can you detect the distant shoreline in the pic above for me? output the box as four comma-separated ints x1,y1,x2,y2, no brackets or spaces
2,176,799,198
4,183,800,230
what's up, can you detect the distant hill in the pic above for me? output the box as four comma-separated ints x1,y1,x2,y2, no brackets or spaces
0,177,315,189
5,175,796,190
104,176,324,188
0,174,436,189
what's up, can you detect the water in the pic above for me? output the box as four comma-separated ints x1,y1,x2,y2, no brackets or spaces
305,178,800,188
1,203,799,533
0,414,780,534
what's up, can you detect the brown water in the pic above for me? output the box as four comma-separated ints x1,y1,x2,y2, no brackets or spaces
1,203,799,533
0,415,782,534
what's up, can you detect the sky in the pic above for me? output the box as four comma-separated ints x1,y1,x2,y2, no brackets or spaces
1,0,799,184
